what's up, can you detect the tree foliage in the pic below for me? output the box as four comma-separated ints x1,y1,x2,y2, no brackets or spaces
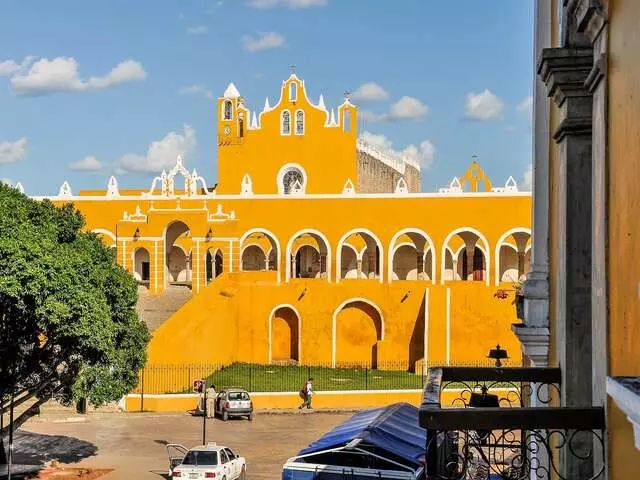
0,183,150,409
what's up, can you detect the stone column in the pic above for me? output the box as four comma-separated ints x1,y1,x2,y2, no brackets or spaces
465,246,475,281
517,251,526,279
368,251,377,279
357,258,363,278
291,255,297,279
452,259,458,280
539,44,594,407
320,253,327,278
416,251,425,280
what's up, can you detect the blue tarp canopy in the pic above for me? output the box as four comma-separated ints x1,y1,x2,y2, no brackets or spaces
297,402,426,466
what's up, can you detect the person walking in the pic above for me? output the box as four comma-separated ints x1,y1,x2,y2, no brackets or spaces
298,377,314,410
206,384,216,418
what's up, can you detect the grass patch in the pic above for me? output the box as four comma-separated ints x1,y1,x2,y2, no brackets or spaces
203,363,424,392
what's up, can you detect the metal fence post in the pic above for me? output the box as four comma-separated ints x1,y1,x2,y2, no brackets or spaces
140,368,145,413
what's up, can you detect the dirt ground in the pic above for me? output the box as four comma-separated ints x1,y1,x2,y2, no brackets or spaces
17,411,351,480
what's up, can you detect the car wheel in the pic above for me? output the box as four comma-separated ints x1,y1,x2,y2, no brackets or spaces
240,465,247,480
248,412,253,422
222,410,229,421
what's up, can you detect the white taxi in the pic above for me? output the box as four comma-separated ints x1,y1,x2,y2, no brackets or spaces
167,442,247,480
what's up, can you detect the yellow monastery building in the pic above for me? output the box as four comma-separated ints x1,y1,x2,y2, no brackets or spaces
34,73,532,369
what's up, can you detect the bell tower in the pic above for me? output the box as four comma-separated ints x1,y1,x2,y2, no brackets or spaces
217,83,246,146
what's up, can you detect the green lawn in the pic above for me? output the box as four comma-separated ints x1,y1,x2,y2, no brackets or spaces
203,363,424,392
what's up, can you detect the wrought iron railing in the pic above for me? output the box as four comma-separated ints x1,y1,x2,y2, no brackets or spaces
420,367,606,480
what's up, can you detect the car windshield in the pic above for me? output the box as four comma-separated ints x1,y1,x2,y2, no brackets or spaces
182,451,218,466
228,391,249,400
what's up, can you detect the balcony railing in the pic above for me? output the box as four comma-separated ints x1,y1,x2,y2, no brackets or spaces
419,367,606,480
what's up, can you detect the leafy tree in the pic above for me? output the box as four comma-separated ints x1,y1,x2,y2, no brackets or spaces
0,183,150,426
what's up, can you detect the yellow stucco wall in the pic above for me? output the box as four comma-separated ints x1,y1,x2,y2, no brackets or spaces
607,0,640,476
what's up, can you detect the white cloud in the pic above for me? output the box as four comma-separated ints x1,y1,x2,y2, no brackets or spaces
522,163,533,191
69,155,103,171
359,131,436,169
360,96,428,123
187,25,208,35
0,60,20,76
517,95,533,113
6,57,146,95
117,125,197,173
465,89,504,120
180,84,214,100
247,0,327,8
241,32,285,52
351,82,389,101
389,96,428,120
0,138,28,164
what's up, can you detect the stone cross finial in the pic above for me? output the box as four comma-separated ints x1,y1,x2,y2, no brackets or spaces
344,90,351,100
290,64,296,74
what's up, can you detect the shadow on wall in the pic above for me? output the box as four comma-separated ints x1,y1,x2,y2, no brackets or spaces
408,296,426,372
6,429,98,466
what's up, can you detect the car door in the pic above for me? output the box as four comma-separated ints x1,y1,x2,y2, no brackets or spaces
165,444,188,474
217,391,226,414
225,448,240,478
220,449,231,479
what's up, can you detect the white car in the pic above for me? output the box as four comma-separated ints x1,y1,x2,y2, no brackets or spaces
167,442,247,480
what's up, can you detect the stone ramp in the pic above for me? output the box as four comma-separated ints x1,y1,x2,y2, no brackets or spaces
136,284,193,332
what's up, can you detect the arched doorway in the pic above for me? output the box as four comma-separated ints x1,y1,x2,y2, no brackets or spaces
441,228,489,285
133,248,150,284
332,299,384,368
495,228,532,284
205,249,224,284
269,305,300,363
388,228,436,282
165,221,192,287
287,229,330,280
337,230,383,282
239,229,280,279
241,245,267,271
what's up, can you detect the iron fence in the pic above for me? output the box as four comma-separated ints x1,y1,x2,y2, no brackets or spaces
132,360,516,395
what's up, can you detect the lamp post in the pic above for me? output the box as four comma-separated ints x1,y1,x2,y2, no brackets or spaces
488,344,509,367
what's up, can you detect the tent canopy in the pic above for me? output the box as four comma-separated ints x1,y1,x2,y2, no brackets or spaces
297,402,426,466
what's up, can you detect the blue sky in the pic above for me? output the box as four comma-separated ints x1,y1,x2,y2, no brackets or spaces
0,0,534,195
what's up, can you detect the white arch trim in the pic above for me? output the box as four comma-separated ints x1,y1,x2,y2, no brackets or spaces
239,228,282,283
387,228,436,285
240,243,268,271
336,228,384,284
331,297,385,367
268,304,302,364
276,163,308,195
494,227,532,285
440,227,491,286
285,228,332,282
91,228,116,242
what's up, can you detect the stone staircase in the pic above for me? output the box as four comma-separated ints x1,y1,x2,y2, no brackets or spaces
136,284,193,332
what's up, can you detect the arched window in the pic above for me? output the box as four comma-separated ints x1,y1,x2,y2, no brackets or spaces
343,109,351,133
281,110,291,135
223,100,233,120
283,169,304,194
295,110,304,135
290,83,297,101
238,113,244,138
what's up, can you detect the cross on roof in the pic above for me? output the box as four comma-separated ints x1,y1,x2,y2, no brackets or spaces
290,64,297,74
344,90,351,99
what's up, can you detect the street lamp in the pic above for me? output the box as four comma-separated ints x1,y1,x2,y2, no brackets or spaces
488,344,509,367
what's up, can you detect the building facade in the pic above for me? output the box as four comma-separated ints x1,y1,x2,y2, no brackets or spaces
517,0,640,477
33,73,531,370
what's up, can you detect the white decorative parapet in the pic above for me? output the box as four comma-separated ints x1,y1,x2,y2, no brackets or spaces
438,177,463,194
342,179,356,195
58,180,73,198
143,156,213,198
492,176,520,193
208,204,236,222
106,176,120,198
356,138,421,176
241,174,253,196
607,377,640,450
122,205,148,222
395,177,409,194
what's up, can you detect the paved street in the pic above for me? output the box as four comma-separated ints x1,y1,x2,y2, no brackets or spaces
18,412,351,480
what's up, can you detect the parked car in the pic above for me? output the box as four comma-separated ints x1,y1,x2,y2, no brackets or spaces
214,388,254,421
167,442,247,480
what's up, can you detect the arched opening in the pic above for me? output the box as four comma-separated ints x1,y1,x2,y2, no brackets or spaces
287,230,330,280
343,109,351,133
241,245,267,271
338,230,382,281
333,299,383,368
495,229,532,284
133,247,150,284
441,229,489,284
270,306,300,363
389,229,435,282
240,230,279,276
205,249,224,284
289,82,297,101
165,221,192,287
238,113,245,138
281,110,291,135
295,110,304,135
223,100,232,120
